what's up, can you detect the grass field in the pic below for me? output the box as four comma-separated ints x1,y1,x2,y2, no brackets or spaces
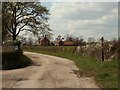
23,46,118,88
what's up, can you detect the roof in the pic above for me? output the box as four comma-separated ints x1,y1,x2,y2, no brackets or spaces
63,41,74,46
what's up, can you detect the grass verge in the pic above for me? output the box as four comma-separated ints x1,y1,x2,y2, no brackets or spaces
23,46,118,88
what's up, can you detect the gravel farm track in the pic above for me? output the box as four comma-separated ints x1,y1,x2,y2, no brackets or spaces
1,51,100,88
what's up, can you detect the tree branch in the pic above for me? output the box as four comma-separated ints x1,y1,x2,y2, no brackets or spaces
3,21,13,34
16,5,24,17
21,29,32,32
16,22,28,36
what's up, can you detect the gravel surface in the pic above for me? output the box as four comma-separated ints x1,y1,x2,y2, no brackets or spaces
1,51,100,88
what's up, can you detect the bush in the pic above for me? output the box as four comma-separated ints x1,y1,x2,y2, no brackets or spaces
2,50,32,70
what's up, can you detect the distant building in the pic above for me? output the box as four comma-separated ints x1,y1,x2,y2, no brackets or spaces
54,40,74,46
63,41,74,46
54,40,64,46
39,35,50,46
59,40,64,46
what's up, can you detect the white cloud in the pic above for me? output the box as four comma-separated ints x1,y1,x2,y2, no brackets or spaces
49,2,118,41
110,8,118,13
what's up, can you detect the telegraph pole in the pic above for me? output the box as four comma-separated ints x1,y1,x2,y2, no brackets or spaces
101,37,104,61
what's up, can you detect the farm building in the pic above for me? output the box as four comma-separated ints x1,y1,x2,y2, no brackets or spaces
59,40,64,46
38,35,50,46
54,41,74,46
63,41,74,46
54,40,64,46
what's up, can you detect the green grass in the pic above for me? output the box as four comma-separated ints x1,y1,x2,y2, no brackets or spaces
23,46,118,88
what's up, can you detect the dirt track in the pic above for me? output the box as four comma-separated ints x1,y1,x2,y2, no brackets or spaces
2,51,100,88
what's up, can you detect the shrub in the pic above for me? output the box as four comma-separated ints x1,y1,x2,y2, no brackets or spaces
2,51,33,70
2,44,32,70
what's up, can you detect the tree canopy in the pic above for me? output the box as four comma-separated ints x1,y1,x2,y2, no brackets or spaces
2,2,52,41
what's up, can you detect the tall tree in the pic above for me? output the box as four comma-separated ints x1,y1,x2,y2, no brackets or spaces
74,37,84,46
87,37,96,44
64,34,75,41
2,2,51,41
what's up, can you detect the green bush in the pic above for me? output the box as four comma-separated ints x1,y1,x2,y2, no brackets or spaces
2,51,33,70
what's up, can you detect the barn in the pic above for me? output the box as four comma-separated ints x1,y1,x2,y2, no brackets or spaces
63,41,74,46
54,41,74,46
39,35,50,46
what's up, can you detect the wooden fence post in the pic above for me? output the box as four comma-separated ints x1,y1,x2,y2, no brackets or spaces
101,37,104,61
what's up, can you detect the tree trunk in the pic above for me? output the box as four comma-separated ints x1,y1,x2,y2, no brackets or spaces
12,34,16,41
12,28,17,41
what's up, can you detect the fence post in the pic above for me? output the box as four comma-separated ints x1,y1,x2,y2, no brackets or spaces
101,37,104,61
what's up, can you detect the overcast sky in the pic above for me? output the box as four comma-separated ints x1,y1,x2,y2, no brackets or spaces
41,2,118,41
